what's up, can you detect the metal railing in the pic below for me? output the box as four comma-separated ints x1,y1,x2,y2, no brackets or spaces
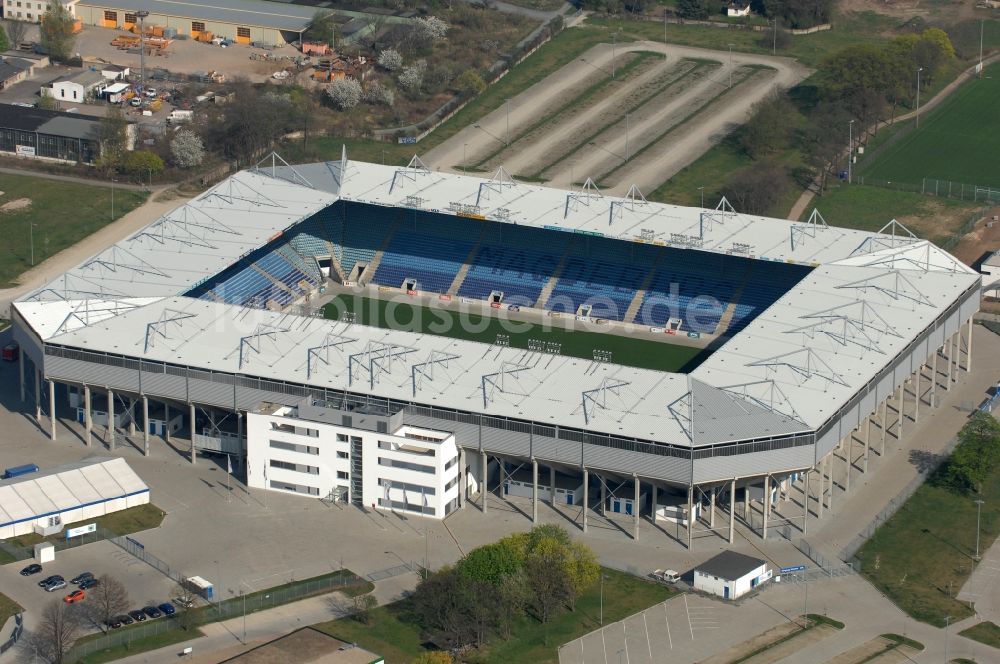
855,175,1000,203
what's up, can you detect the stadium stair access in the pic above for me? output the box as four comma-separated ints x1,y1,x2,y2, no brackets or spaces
250,263,298,300
533,238,577,310
324,239,347,282
357,219,402,285
714,261,754,336
623,255,665,324
447,225,491,296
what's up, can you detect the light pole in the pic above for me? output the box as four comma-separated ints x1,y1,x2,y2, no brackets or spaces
137,10,149,100
663,8,667,57
847,120,855,184
28,221,36,266
980,19,985,76
975,498,985,561
915,67,923,128
600,573,604,625
505,99,510,147
624,113,629,162
728,44,734,88
612,32,617,79
771,19,777,55
111,178,116,220
463,143,467,173
698,186,704,209
944,615,953,662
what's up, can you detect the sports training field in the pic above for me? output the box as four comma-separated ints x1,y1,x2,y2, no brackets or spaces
862,62,1000,189
322,295,709,373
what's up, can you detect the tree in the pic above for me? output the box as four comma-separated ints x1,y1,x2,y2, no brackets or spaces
454,69,486,96
326,77,362,110
398,61,426,96
123,150,164,182
87,575,130,630
412,653,453,664
941,411,1000,493
6,19,28,48
524,535,571,622
720,162,788,215
173,582,199,632
677,0,710,19
95,105,129,172
39,3,77,62
351,593,377,624
456,538,523,585
363,79,395,107
0,23,9,52
170,129,205,168
412,566,478,649
203,84,297,164
32,600,82,663
416,16,449,42
739,89,796,159
304,10,336,45
377,48,403,72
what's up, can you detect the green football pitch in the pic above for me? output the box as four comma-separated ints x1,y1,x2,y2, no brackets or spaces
322,294,710,373
862,62,1000,189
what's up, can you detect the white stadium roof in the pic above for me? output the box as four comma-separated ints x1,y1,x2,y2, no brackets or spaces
0,457,148,528
14,157,981,447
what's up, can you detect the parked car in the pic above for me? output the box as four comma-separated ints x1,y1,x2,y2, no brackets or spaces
129,96,142,107
119,613,134,625
651,569,681,584
142,605,162,619
63,590,85,604
79,578,100,590
128,609,147,622
20,564,42,576
44,579,67,592
71,572,94,585
173,596,194,608
106,616,122,629
157,602,176,616
38,575,63,588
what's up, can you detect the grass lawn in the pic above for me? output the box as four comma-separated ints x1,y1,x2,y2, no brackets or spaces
800,183,982,246
958,621,1000,650
861,62,1000,189
854,469,1000,627
323,294,709,373
4,503,166,549
314,567,675,664
0,173,148,288
74,627,205,664
0,592,22,626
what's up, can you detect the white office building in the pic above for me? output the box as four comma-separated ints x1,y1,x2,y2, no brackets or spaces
246,398,460,519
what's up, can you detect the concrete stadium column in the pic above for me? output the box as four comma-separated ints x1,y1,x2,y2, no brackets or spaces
897,383,904,440
480,451,487,514
652,484,658,525
967,317,973,371
932,348,939,405
164,402,171,444
600,476,606,517
47,380,56,441
83,385,92,447
828,454,835,512
34,369,41,422
237,412,244,470
818,457,825,519
946,335,954,390
18,345,24,403
728,479,736,543
762,475,770,540
108,389,115,450
686,485,694,549
743,483,750,521
128,399,136,437
531,457,538,524
709,486,716,529
189,403,197,465
549,465,555,506
880,398,888,455
915,367,921,422
863,416,871,474
632,475,640,541
845,437,851,492
457,448,465,508
142,395,150,457
802,470,809,535
582,468,589,534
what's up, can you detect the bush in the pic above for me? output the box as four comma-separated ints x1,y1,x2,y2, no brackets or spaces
122,150,164,182
720,161,789,215
377,48,403,72
454,69,486,96
169,129,205,168
326,77,362,110
398,60,426,96
363,80,395,107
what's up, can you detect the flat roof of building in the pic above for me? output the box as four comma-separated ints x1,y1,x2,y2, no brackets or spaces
219,627,382,664
696,551,766,580
78,0,318,32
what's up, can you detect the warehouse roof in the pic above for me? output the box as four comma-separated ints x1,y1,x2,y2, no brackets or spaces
0,457,148,528
78,0,318,32
696,551,766,580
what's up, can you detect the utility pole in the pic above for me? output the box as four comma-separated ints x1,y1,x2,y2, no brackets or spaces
847,120,855,184
612,32,616,79
728,44,734,88
915,67,923,128
975,499,985,561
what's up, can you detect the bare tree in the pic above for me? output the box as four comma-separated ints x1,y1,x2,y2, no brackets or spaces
86,575,130,630
30,600,82,663
5,20,28,47
173,582,198,631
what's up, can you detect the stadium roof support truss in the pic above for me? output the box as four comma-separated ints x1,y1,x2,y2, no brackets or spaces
60,273,128,300
835,270,934,307
80,245,170,279
748,348,849,388
476,166,517,207
608,184,648,225
581,378,632,425
481,362,531,409
306,331,357,379
697,196,738,238
202,174,285,209
133,204,243,250
411,350,462,397
667,391,693,442
789,208,829,250
252,151,314,190
50,299,141,337
237,323,291,369
348,341,418,389
144,308,197,353
564,178,603,218
787,300,901,353
721,380,803,423
851,219,919,256
389,155,433,194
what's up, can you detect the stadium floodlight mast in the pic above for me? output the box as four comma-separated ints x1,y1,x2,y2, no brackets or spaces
847,120,855,185
915,67,923,128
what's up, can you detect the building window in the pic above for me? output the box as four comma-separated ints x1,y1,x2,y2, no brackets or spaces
191,21,205,33
269,440,318,455
124,12,136,23
337,471,349,480
337,451,348,459
379,457,435,474
269,480,318,496
444,456,458,471
26,12,31,19
269,459,319,475
381,479,435,496
378,497,434,515
445,476,458,491
103,10,116,21
336,433,348,442
237,26,250,38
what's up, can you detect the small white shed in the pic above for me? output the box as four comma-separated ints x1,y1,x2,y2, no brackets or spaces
693,551,771,600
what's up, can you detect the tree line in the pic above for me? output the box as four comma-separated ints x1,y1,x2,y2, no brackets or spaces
411,524,599,652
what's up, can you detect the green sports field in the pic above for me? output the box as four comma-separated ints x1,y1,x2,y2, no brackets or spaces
861,62,1000,189
323,294,710,373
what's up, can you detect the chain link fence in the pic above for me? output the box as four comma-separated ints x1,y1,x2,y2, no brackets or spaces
0,526,117,563
855,175,1000,203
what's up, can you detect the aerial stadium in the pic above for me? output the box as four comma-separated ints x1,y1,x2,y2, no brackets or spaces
9,154,981,547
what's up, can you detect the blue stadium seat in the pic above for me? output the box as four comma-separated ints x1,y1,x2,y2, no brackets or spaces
371,230,473,293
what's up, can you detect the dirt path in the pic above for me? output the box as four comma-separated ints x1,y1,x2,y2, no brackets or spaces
0,189,190,317
424,39,810,196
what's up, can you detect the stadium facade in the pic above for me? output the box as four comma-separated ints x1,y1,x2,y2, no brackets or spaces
10,155,981,546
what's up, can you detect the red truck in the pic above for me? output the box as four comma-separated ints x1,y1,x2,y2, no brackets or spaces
2,341,19,362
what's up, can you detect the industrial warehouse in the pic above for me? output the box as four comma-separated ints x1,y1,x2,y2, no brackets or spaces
9,155,981,545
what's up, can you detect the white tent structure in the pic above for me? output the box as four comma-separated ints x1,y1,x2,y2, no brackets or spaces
0,457,149,539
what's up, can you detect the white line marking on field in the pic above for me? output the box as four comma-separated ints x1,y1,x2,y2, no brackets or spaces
664,601,673,649
684,594,694,640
